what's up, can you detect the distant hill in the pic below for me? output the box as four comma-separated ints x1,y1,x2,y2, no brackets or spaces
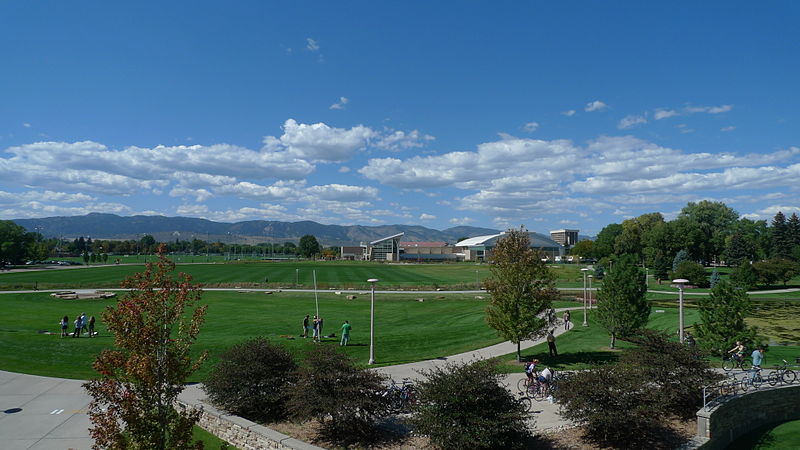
12,213,501,246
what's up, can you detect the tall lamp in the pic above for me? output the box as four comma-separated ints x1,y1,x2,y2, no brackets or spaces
673,278,688,343
581,268,589,326
368,278,379,364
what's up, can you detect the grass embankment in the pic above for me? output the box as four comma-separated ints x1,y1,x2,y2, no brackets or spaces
730,420,800,450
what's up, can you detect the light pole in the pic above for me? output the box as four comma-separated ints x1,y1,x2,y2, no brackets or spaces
581,268,589,326
673,278,688,343
368,278,379,364
645,267,649,287
475,270,479,290
588,274,593,309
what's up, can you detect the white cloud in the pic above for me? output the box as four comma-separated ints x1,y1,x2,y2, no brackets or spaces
721,126,736,132
329,97,349,110
306,38,320,51
304,184,378,202
23,123,32,128
522,122,539,132
449,216,475,225
374,129,434,151
419,213,436,220
617,115,647,129
265,119,375,162
685,104,733,114
653,109,679,120
584,100,608,112
338,166,351,173
562,110,576,117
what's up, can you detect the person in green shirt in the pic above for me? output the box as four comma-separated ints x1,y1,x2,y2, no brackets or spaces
340,320,352,346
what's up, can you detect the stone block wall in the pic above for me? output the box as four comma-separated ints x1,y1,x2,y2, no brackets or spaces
695,384,800,450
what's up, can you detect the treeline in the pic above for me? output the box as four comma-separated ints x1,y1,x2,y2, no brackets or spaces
570,201,800,285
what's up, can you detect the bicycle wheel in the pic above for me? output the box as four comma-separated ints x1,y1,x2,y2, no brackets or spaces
739,360,751,371
767,372,779,386
518,396,533,413
722,358,734,371
782,369,797,384
530,384,546,401
740,378,751,392
752,374,764,389
517,378,529,393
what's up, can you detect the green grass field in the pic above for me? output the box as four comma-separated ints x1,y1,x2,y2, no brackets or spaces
730,420,800,450
0,290,512,380
0,260,595,290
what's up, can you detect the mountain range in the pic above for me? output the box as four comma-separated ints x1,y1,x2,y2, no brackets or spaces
12,213,503,246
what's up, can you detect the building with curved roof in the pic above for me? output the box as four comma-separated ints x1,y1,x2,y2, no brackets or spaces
454,231,564,262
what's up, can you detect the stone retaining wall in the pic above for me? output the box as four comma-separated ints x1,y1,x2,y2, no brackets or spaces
176,400,324,450
694,384,800,450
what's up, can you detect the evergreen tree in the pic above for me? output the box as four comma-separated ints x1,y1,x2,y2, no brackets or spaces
730,262,758,290
672,249,689,272
485,228,559,361
710,269,721,289
788,213,800,260
771,211,791,259
653,251,671,284
694,281,757,356
595,255,650,348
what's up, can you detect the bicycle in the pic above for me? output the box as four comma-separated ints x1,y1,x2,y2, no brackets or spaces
740,367,765,392
382,378,416,413
767,359,797,386
722,354,751,372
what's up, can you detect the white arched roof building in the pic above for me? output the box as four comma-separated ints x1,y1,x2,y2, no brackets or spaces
454,231,564,262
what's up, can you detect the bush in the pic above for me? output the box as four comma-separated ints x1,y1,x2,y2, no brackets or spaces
409,359,531,450
670,260,708,287
556,364,667,446
619,329,723,417
203,337,297,423
287,345,389,446
730,262,758,290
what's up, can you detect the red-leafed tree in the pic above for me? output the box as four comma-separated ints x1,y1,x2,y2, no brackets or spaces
83,244,208,449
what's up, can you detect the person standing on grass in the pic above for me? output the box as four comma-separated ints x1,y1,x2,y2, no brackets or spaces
80,312,88,335
302,314,310,338
312,315,320,341
88,316,96,337
73,315,82,338
318,317,324,337
547,329,558,356
60,315,69,338
563,311,571,330
340,320,351,346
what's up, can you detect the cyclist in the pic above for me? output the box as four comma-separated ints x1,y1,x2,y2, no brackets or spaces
524,359,539,385
728,341,745,364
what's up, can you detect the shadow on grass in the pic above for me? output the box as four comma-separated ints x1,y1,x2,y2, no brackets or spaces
516,350,622,369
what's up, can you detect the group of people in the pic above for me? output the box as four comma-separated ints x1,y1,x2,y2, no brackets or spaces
301,315,352,346
524,359,554,391
60,312,95,338
728,340,765,369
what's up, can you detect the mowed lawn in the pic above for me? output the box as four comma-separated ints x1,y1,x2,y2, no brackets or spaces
0,290,506,381
0,260,594,290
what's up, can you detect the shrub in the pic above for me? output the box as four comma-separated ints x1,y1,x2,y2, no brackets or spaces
556,364,667,446
409,359,531,450
730,262,758,290
670,260,708,287
287,345,389,446
619,329,723,417
203,337,297,423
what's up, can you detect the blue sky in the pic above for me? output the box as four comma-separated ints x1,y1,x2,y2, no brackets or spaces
1,1,798,236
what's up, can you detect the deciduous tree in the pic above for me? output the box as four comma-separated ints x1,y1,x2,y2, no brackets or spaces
298,234,320,258
484,228,558,361
83,245,207,449
693,280,757,356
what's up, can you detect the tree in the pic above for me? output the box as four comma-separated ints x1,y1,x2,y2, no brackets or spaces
593,223,623,258
0,220,36,264
287,346,388,446
670,260,709,288
677,201,739,264
770,211,792,259
710,268,721,289
484,228,559,361
298,234,320,258
569,239,594,259
139,234,156,254
652,251,671,284
204,337,297,423
788,213,800,259
753,258,799,287
410,359,531,450
672,249,689,272
724,232,756,265
595,255,649,348
730,262,758,290
693,280,757,356
83,245,207,449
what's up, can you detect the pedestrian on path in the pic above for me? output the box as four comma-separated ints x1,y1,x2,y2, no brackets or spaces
547,329,558,357
563,311,571,330
340,320,351,346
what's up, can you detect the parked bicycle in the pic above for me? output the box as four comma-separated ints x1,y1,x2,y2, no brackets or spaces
740,367,765,392
768,359,797,386
722,354,751,372
382,378,416,413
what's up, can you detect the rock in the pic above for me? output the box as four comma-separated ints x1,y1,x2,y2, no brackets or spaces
346,295,357,300
417,298,424,302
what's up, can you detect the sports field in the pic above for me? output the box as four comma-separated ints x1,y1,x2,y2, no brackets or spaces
0,260,594,290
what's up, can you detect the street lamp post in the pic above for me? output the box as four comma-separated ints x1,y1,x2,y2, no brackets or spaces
581,268,589,326
588,275,593,309
367,278,379,364
673,278,688,343
475,270,479,290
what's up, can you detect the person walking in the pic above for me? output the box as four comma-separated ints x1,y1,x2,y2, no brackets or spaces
60,315,69,338
340,320,352,346
302,315,310,338
88,316,96,337
547,329,558,356
563,311,571,330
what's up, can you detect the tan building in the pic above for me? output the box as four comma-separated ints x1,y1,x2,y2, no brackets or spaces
549,229,579,247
